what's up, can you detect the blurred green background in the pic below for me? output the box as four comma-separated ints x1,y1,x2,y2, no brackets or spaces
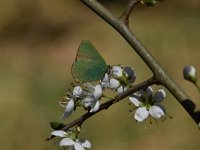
0,0,200,150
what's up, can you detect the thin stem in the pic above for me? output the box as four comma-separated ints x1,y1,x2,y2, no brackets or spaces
46,77,155,141
80,0,200,126
120,0,139,26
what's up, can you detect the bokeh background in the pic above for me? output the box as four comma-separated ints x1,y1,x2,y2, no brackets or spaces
0,0,200,150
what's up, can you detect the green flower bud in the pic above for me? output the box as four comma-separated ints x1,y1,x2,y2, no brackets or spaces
50,122,65,130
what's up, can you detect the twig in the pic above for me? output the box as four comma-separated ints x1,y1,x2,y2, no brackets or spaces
120,0,139,26
80,0,200,126
46,77,156,141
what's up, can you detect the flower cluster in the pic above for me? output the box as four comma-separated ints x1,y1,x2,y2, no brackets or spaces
51,130,91,150
60,65,136,120
129,86,166,122
54,66,136,149
49,64,170,150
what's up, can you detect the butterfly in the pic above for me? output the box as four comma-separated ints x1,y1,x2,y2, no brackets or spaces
71,40,108,83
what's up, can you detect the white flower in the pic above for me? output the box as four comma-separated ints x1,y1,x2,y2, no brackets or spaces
60,138,91,150
60,86,84,119
83,97,100,113
112,66,123,77
51,130,91,150
82,83,102,112
129,87,166,122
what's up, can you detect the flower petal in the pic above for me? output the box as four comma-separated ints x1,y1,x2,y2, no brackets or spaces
102,73,109,82
117,86,127,94
94,84,102,100
83,97,94,107
124,67,136,83
73,86,83,97
61,110,73,119
129,96,142,107
60,138,74,147
61,99,74,119
145,86,153,99
108,78,120,90
74,142,85,150
149,105,165,119
134,107,149,122
152,89,166,103
112,66,123,77
79,140,91,148
90,100,100,113
51,130,67,137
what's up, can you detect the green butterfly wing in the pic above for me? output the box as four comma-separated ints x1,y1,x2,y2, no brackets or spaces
71,40,108,83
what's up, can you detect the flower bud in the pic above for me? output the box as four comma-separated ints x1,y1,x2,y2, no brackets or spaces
112,66,123,77
183,65,197,84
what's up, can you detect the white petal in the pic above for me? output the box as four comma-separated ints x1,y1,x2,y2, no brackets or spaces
155,103,166,113
129,96,142,107
149,106,165,119
108,78,120,90
80,140,91,148
93,84,102,100
134,107,149,122
117,86,127,94
73,86,83,97
112,66,123,77
60,138,75,147
90,100,100,113
66,99,75,111
100,81,107,89
74,142,85,150
152,89,166,103
102,73,109,82
61,110,73,119
83,97,94,107
61,99,74,119
51,130,67,137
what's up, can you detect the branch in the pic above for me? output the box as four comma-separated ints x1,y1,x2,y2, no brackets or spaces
80,0,200,127
46,77,156,141
120,0,139,26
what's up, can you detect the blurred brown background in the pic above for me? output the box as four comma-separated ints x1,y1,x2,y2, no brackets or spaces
0,0,200,150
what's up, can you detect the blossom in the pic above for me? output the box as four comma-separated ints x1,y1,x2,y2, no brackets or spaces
84,97,100,112
51,130,91,150
129,87,166,122
60,86,83,119
82,83,102,112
